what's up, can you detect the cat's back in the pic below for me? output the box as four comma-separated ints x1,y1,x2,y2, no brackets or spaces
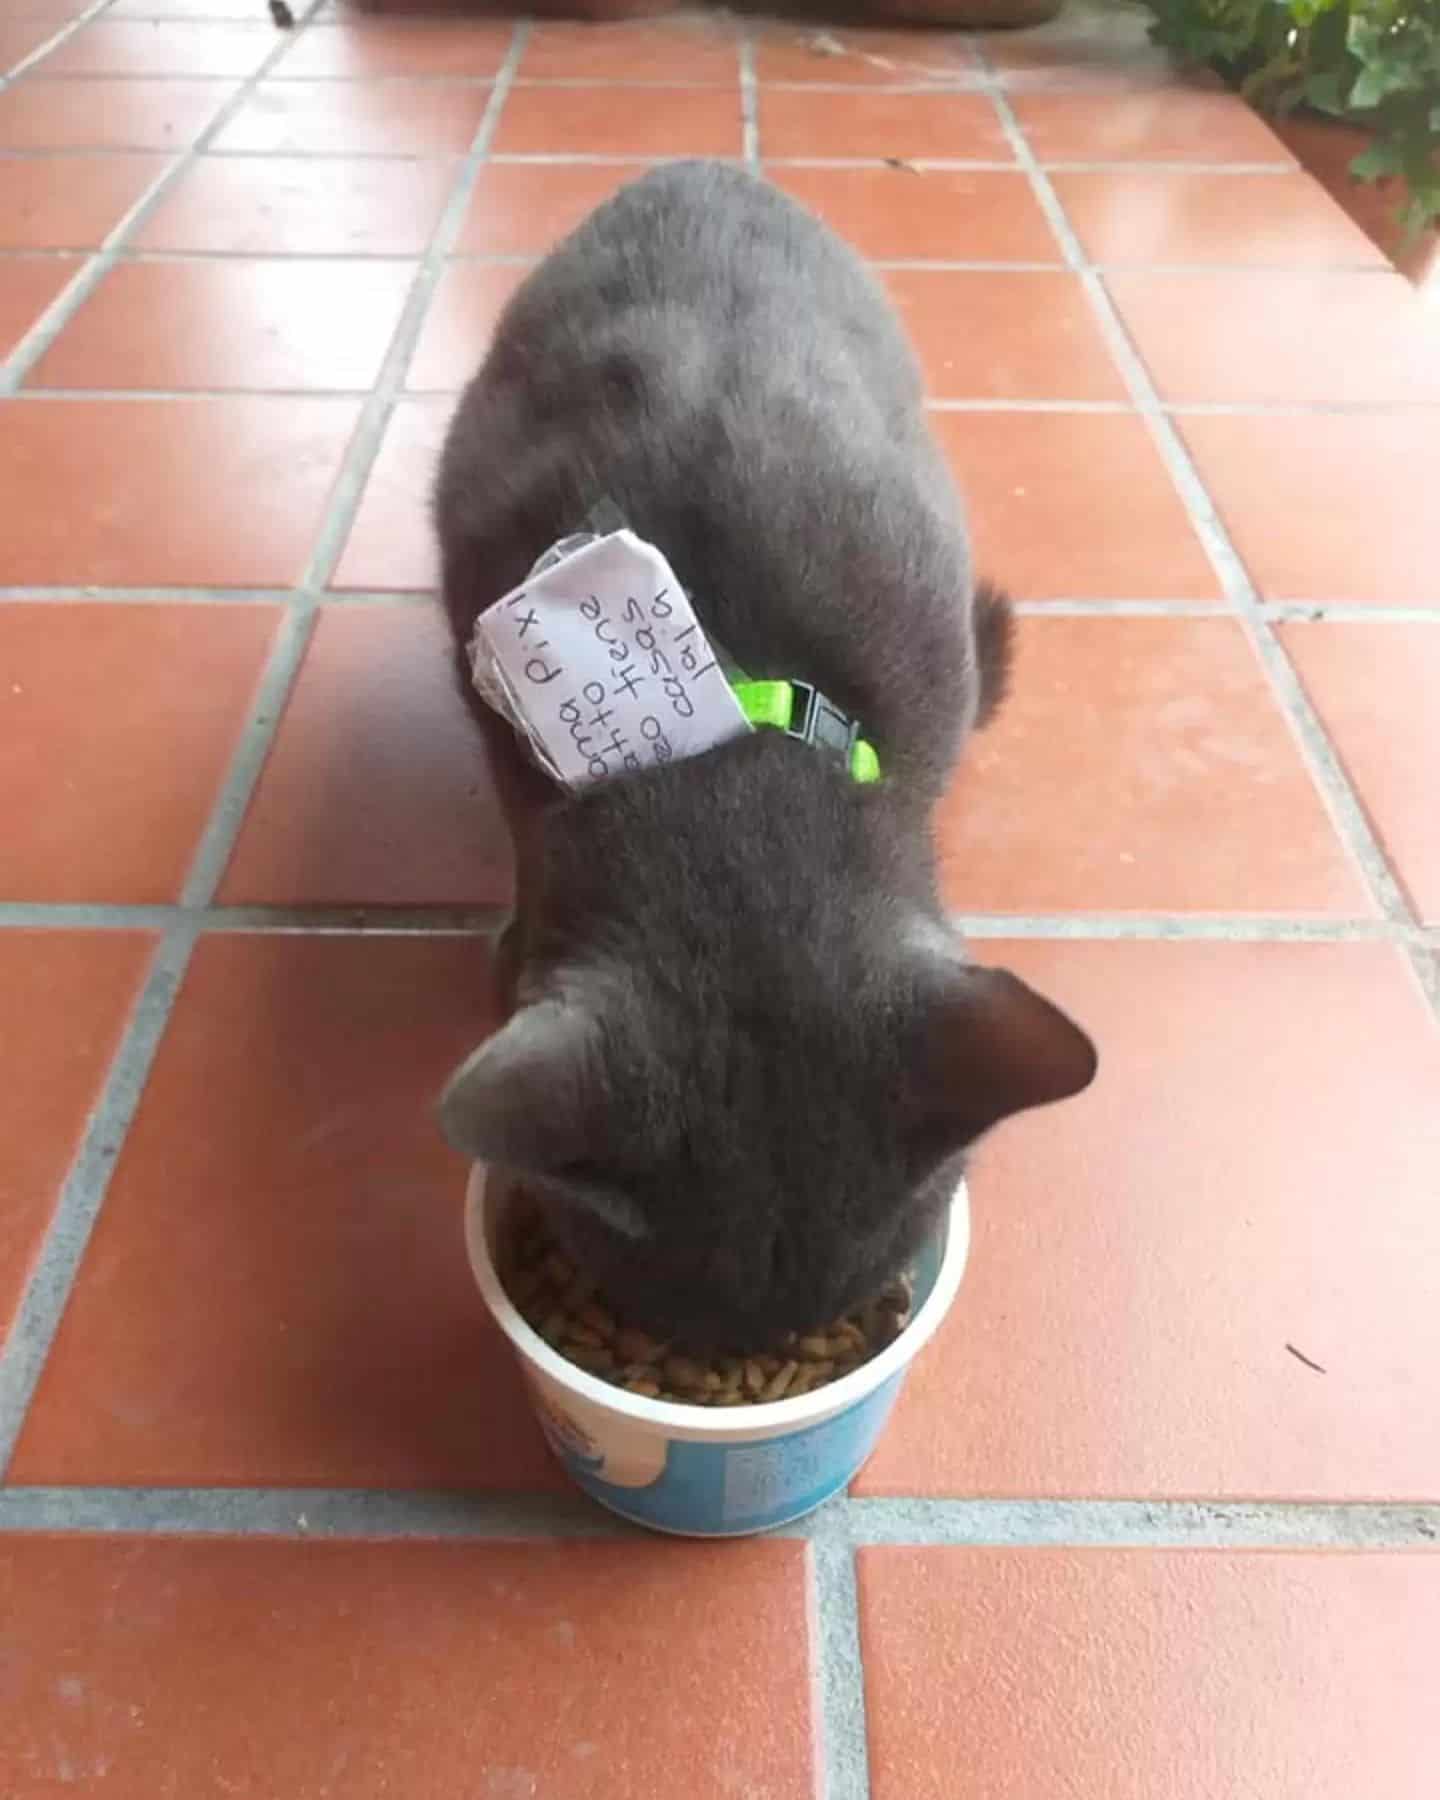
487,159,923,419
437,160,977,799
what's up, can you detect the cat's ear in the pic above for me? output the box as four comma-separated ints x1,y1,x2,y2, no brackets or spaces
438,999,600,1171
909,955,1097,1153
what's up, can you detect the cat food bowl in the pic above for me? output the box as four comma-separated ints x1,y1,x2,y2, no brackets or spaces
465,1166,969,1537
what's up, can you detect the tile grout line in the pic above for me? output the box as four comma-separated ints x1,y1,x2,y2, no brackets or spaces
13,390,1440,420
830,1497,1440,1549
479,152,1300,174
0,0,327,395
0,929,192,1474
1262,601,1440,624
176,610,318,910
810,1536,873,1800
0,23,533,1476
979,56,1440,1018
0,248,1404,276
0,82,1321,155
0,142,1313,173
737,24,759,169
0,1487,1435,1548
948,913,1431,944
5,588,1440,620
1,146,1296,171
759,155,1297,174
0,903,513,934
0,586,440,607
0,0,119,92
0,904,1432,945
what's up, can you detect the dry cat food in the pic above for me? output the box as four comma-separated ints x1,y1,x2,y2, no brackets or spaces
499,1198,914,1406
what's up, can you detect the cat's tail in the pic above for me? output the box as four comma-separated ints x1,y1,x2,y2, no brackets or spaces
972,579,1015,729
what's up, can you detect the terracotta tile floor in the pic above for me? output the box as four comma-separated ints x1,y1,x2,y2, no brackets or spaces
1,3,1437,1796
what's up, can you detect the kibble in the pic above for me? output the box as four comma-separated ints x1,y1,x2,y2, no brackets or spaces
499,1196,914,1406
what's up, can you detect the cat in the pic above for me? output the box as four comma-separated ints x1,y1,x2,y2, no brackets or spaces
433,160,1095,1351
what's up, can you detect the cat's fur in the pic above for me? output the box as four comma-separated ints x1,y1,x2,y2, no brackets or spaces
434,161,1095,1350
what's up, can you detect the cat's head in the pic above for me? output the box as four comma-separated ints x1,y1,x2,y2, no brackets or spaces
438,913,1094,1352
438,738,1095,1349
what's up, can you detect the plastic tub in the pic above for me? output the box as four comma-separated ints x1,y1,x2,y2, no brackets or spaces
465,1166,970,1537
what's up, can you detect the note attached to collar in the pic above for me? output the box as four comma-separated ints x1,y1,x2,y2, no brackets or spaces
468,528,750,790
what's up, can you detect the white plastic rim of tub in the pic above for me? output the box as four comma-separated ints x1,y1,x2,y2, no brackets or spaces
465,1164,970,1437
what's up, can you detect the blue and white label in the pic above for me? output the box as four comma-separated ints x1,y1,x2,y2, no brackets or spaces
527,1371,905,1536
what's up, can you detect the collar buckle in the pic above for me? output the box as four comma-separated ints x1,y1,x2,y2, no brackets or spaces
786,680,860,766
733,678,881,784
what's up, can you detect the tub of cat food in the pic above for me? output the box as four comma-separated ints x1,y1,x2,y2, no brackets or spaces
465,1166,969,1536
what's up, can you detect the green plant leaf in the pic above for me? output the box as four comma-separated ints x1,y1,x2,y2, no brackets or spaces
1142,0,1440,232
1304,69,1347,111
1350,137,1404,180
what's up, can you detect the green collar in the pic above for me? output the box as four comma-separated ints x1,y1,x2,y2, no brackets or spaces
576,500,880,784
730,678,880,784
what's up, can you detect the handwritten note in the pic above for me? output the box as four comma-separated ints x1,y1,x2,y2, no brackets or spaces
469,529,750,790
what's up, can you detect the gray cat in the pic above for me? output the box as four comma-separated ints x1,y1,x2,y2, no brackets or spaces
433,160,1095,1351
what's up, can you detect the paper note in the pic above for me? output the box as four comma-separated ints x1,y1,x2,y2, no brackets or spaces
469,529,750,789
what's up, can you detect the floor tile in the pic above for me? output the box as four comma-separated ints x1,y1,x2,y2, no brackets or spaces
930,410,1218,599
0,397,360,585
273,17,514,78
213,77,488,155
0,75,236,149
859,1548,1440,1800
10,933,556,1488
135,155,454,254
1053,169,1390,267
1281,622,1440,922
856,938,1440,1498
0,602,280,901
37,20,275,77
6,0,96,15
330,398,446,591
884,269,1126,400
766,165,1060,262
759,87,1009,161
493,85,741,157
29,258,415,391
406,260,525,390
0,16,72,75
936,615,1365,914
1014,86,1289,163
0,932,152,1336
1107,269,1440,405
1179,413,1439,604
0,254,80,357
455,158,634,254
0,152,169,250
519,15,740,84
0,1536,815,1800
220,605,512,906
754,22,979,85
